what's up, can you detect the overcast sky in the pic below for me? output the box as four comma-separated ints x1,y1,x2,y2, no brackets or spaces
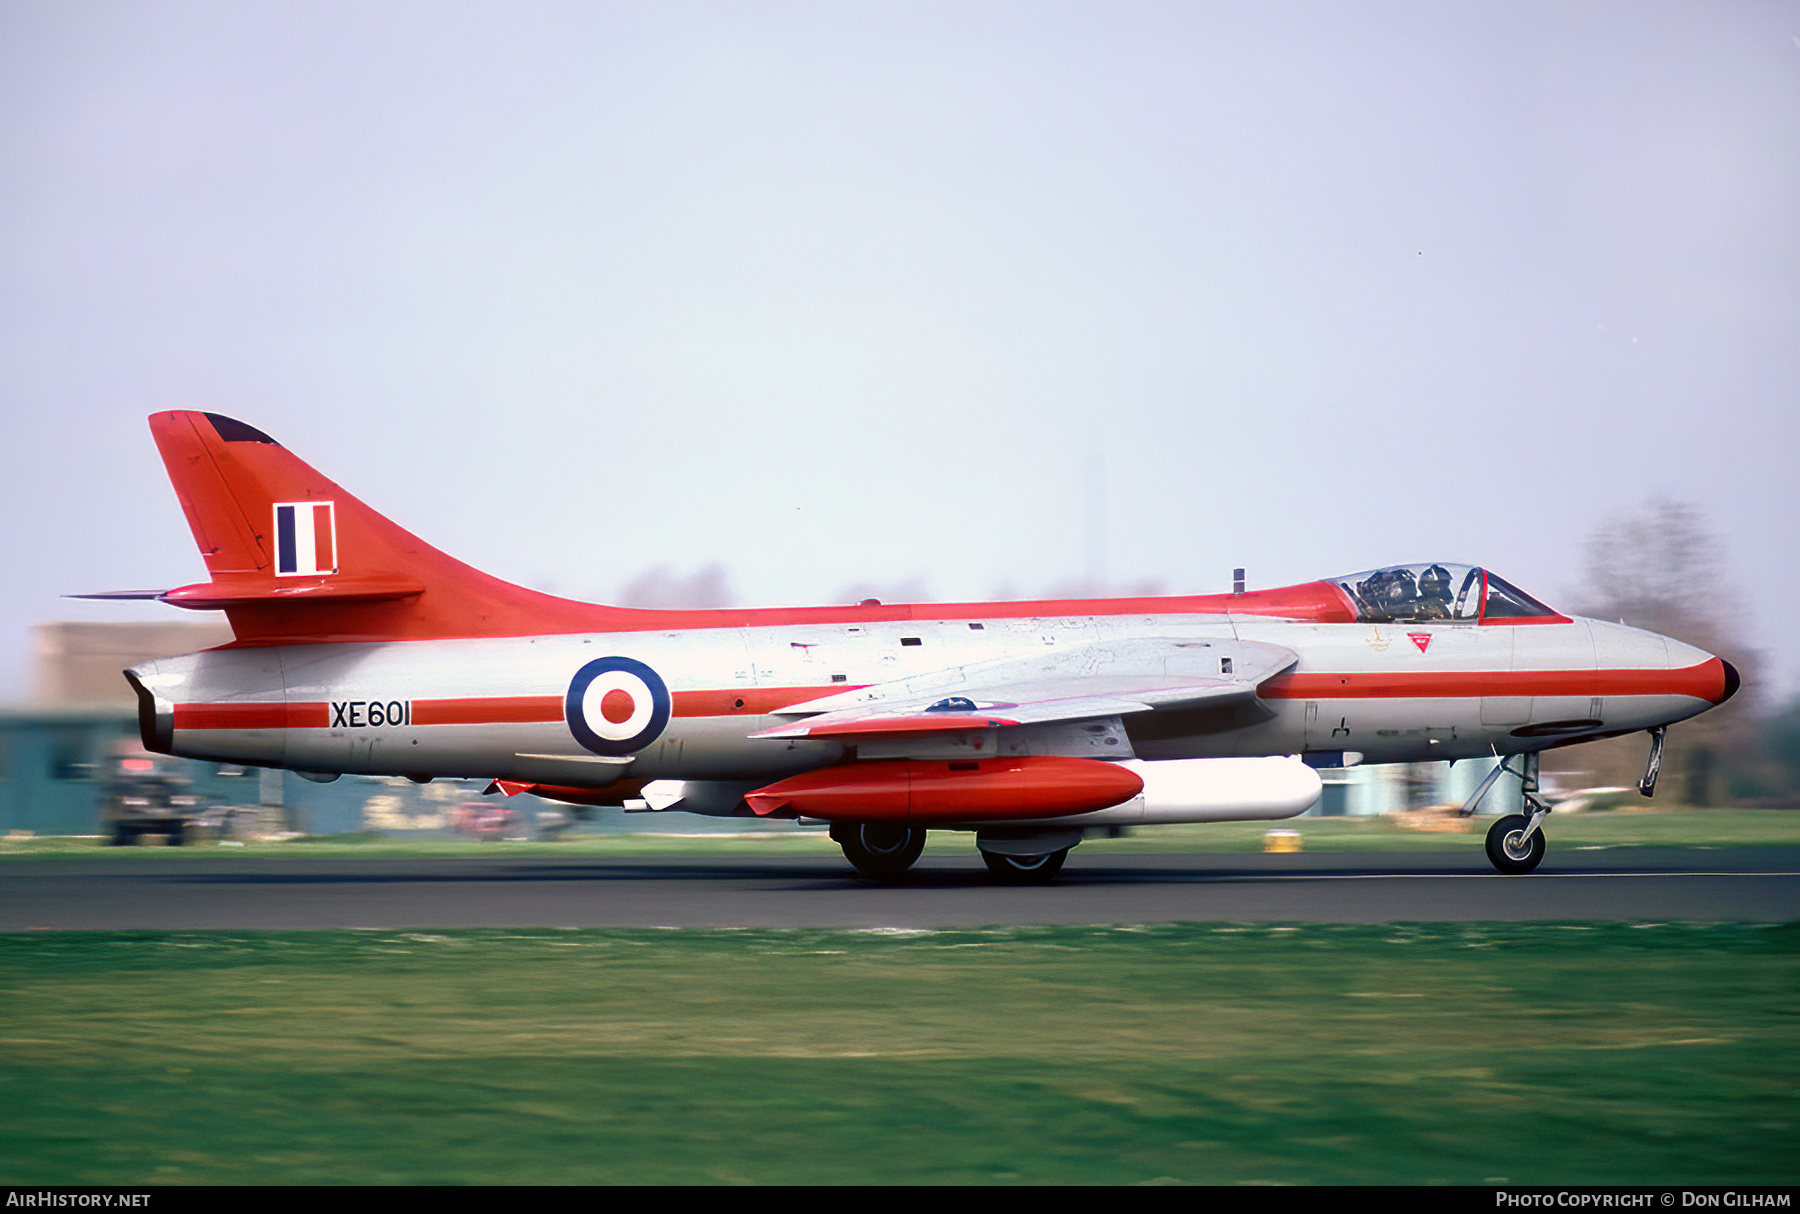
3,1,1797,701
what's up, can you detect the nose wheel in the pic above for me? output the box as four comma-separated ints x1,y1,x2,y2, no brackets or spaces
1485,814,1546,874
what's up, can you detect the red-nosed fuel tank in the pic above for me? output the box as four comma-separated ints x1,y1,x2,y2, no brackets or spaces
743,756,1145,823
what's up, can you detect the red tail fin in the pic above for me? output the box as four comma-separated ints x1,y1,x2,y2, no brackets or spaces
149,411,610,644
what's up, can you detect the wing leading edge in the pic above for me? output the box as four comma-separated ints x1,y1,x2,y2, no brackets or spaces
749,638,1299,741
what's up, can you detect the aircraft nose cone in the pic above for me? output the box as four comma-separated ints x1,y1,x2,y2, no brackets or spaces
1716,658,1741,705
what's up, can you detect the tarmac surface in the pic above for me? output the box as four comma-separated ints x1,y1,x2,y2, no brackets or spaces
3,847,1798,929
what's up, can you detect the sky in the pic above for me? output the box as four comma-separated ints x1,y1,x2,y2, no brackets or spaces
3,1,1797,701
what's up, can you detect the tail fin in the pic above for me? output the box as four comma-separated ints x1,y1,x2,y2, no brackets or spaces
146,411,608,644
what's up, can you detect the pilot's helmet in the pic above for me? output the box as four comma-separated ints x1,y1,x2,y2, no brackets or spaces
1419,565,1452,601
1380,568,1417,605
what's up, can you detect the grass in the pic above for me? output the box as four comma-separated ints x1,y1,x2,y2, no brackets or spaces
0,923,1795,1185
3,807,1798,859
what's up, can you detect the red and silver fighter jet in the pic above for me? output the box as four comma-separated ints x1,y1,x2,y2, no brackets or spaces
95,413,1739,881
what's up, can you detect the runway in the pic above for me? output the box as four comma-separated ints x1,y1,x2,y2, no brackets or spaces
3,847,1797,929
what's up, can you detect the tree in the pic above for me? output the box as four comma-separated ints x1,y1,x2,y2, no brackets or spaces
1761,698,1800,800
1547,500,1763,805
1578,500,1736,648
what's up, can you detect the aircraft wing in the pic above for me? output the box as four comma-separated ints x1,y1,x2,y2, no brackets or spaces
749,638,1298,741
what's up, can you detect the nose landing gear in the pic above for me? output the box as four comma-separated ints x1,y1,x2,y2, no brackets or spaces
1638,726,1667,797
1462,751,1551,874
1485,813,1547,874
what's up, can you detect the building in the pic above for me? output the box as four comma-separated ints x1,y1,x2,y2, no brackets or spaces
1313,756,1521,817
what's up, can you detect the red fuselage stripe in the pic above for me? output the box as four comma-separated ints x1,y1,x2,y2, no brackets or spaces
669,686,869,717
1260,660,1726,701
412,697,560,725
172,703,331,730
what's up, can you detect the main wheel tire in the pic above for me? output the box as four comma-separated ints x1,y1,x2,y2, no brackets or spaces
834,823,927,880
1485,814,1545,874
109,823,137,847
981,847,1069,885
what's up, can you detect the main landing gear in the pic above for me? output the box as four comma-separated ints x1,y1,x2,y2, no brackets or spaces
831,822,927,880
980,848,1069,885
830,823,1076,884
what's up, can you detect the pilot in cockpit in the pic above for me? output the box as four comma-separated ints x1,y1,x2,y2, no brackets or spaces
1356,567,1418,620
1414,564,1454,620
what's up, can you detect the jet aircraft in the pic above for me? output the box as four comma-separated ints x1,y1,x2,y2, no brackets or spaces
95,413,1739,881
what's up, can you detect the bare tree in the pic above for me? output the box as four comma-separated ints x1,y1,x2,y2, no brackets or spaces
1577,499,1737,646
1550,499,1761,805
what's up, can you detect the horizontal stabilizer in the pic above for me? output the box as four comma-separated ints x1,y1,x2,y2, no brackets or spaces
65,589,172,601
72,577,427,610
157,575,427,610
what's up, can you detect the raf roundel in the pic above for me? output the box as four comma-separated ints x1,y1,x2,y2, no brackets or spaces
565,656,671,757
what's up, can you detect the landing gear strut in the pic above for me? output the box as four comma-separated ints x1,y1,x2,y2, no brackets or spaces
831,822,926,880
1463,751,1551,874
1639,726,1667,797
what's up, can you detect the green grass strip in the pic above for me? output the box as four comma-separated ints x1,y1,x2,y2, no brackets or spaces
1,923,1795,1185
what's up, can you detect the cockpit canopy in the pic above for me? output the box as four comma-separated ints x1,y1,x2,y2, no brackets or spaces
1330,563,1561,625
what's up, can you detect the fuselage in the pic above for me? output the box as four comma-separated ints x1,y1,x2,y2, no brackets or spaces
129,602,1731,792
